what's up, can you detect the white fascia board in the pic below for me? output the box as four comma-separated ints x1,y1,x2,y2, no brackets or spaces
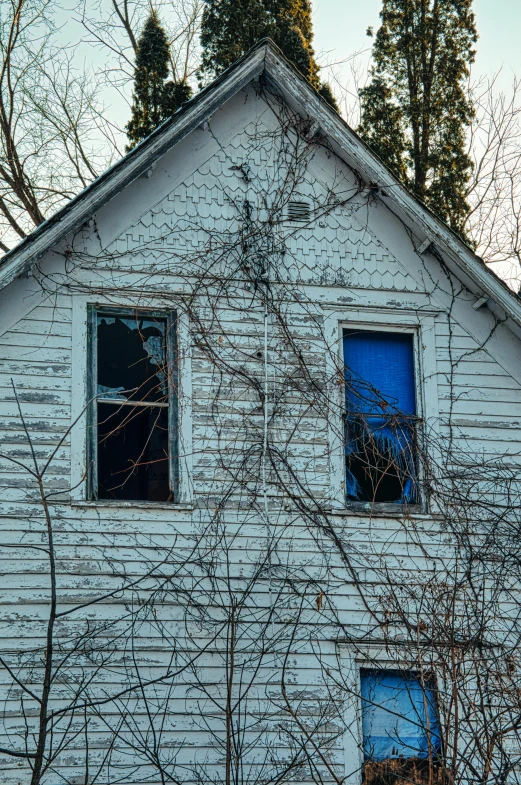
2,39,520,336
263,47,521,332
0,46,267,292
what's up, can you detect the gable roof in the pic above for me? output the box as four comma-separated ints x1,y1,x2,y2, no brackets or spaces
1,39,520,336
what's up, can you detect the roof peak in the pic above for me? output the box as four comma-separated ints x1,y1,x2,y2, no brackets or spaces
0,37,520,338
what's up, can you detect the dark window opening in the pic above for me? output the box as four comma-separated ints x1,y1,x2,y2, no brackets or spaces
361,669,443,785
97,403,169,501
97,314,168,404
88,309,177,502
346,416,417,504
344,330,419,505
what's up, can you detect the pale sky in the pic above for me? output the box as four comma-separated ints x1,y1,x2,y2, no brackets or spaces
74,1,521,128
313,0,521,95
312,0,521,286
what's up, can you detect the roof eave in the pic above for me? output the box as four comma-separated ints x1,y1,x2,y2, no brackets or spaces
0,43,268,290
2,39,521,335
263,46,521,331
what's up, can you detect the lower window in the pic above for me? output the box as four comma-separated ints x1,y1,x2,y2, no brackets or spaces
87,306,178,502
361,669,442,784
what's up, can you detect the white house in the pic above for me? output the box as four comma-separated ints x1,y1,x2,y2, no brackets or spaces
1,40,521,785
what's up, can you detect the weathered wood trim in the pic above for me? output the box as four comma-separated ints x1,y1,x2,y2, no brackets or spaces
324,306,440,514
338,646,363,784
70,295,89,502
324,310,346,510
0,48,267,290
177,310,194,505
0,276,47,341
86,304,97,500
70,295,191,505
168,310,180,501
0,253,66,339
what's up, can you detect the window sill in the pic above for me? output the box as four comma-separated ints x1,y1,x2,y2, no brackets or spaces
331,502,441,519
71,499,193,512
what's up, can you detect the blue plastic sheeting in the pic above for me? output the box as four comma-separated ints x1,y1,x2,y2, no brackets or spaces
343,331,416,415
344,466,360,499
361,670,441,762
343,331,417,502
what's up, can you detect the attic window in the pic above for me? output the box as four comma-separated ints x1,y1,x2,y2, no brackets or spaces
87,306,178,502
286,200,312,223
343,330,419,505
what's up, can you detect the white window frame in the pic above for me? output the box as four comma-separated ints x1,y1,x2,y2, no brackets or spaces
323,306,441,514
339,644,443,784
70,294,193,507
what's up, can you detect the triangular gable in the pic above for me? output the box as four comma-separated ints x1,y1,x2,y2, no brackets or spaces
99,100,422,294
1,39,521,339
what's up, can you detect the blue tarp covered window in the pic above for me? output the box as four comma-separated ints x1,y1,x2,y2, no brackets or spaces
361,669,441,762
343,330,418,504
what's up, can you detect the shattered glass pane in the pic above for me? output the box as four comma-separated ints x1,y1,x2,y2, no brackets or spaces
93,310,172,502
97,313,168,402
97,384,127,400
97,402,170,501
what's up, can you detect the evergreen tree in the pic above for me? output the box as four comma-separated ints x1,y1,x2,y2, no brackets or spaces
126,12,192,150
199,0,337,108
358,1,477,236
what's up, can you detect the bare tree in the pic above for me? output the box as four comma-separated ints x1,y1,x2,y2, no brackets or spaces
464,73,521,286
330,59,521,282
0,385,343,784
0,385,208,783
0,0,202,252
0,0,119,249
78,0,203,94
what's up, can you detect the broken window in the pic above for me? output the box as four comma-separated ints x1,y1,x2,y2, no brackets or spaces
87,307,177,502
361,669,442,785
343,330,418,505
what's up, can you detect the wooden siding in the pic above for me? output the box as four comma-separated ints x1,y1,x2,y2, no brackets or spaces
0,84,519,784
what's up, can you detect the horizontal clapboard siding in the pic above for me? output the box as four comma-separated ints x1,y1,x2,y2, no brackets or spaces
0,83,520,782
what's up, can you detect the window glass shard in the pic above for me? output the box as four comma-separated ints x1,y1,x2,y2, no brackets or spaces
97,313,168,402
97,384,127,399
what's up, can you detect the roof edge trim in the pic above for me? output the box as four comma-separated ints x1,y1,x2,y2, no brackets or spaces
0,44,268,290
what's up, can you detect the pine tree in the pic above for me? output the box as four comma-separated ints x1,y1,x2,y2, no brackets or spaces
358,1,477,237
199,0,337,108
126,12,192,150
